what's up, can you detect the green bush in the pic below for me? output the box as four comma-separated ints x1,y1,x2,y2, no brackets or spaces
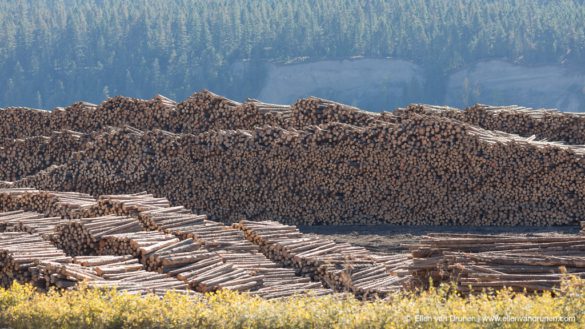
0,279,583,328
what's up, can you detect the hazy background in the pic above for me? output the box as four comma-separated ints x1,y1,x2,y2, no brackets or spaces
1,0,584,111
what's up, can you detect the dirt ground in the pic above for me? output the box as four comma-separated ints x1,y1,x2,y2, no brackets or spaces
300,224,581,254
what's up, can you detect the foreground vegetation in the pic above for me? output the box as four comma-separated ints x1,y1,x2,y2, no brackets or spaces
0,280,583,329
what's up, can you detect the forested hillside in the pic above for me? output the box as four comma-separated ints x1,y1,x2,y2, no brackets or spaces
1,0,584,109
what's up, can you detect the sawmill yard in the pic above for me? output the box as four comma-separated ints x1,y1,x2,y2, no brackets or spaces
1,91,585,328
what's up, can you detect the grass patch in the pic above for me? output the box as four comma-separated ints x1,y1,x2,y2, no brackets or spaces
0,279,584,328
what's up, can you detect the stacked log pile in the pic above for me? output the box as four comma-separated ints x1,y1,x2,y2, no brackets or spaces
235,220,411,298
0,210,67,239
0,191,337,298
5,90,585,147
0,232,70,288
4,92,585,226
399,104,585,145
218,251,331,298
0,97,176,139
108,236,265,293
372,254,415,278
0,189,97,218
0,130,88,181
291,97,383,128
102,206,331,297
52,215,143,256
13,109,585,226
138,208,258,252
38,256,192,296
174,254,263,293
138,238,208,273
98,231,180,260
20,191,98,218
160,249,325,297
96,192,170,217
407,233,585,293
90,95,177,133
0,91,295,140
19,126,152,196
0,188,40,211
177,92,293,132
0,90,389,142
0,210,34,231
0,107,53,139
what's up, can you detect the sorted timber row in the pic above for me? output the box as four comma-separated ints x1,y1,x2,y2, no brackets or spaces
0,189,99,218
2,190,584,296
0,91,388,139
38,255,194,297
98,203,331,297
234,220,412,299
0,130,88,181
407,233,585,293
138,207,258,253
4,90,585,145
52,215,144,256
400,104,585,145
0,210,67,239
0,232,69,288
99,231,330,298
0,191,335,298
9,112,585,226
0,93,387,183
0,190,409,298
0,189,172,220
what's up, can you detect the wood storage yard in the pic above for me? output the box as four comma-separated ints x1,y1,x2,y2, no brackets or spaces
1,91,585,298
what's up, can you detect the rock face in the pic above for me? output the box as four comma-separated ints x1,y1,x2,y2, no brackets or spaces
446,60,585,112
258,59,425,111
257,58,585,112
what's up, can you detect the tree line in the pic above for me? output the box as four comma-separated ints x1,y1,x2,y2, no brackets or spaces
1,0,584,108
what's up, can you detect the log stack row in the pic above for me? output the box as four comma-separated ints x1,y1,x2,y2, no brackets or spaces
0,210,67,239
52,215,143,256
234,220,412,298
38,255,193,296
291,97,383,128
0,188,41,211
174,254,264,293
138,207,258,253
0,190,170,220
0,189,98,218
98,231,180,260
11,110,585,226
0,232,70,288
136,232,330,297
1,189,335,298
399,104,585,145
407,233,585,293
137,209,331,297
97,205,333,297
0,91,297,140
125,236,265,294
96,192,171,217
98,232,326,297
0,130,88,181
4,92,585,226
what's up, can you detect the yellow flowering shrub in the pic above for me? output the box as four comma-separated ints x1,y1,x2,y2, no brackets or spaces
0,278,583,329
